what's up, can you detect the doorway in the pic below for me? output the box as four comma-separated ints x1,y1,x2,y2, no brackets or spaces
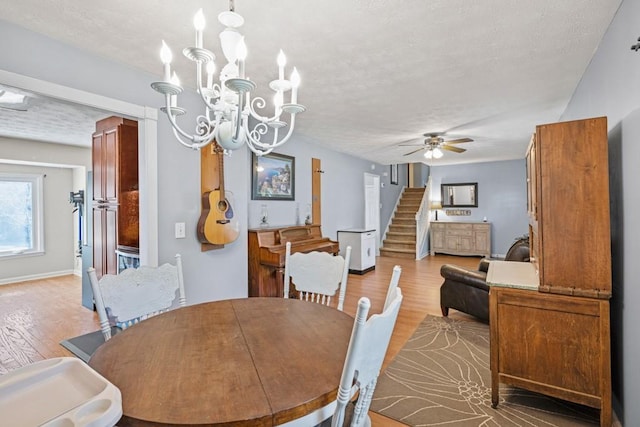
364,173,380,255
0,70,158,266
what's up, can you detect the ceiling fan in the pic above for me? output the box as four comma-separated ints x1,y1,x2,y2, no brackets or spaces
401,133,473,159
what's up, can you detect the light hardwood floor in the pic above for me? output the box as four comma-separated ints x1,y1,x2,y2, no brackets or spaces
0,254,481,426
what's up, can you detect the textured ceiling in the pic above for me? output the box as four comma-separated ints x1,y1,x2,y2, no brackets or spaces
0,0,621,165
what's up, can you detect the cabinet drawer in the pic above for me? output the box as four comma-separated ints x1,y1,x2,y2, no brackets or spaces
446,223,473,231
431,223,445,230
446,229,472,237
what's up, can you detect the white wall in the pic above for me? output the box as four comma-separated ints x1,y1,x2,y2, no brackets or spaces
0,138,91,283
0,19,406,305
0,162,75,283
429,159,528,256
559,0,639,422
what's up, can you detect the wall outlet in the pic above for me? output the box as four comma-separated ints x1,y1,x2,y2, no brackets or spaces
175,222,186,239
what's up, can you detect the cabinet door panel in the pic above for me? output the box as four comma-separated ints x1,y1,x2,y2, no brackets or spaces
105,207,118,275
92,133,104,201
432,230,445,250
474,230,489,252
92,207,104,279
104,128,118,203
459,236,473,252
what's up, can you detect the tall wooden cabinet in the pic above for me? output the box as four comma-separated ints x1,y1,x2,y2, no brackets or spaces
92,116,139,278
490,117,612,426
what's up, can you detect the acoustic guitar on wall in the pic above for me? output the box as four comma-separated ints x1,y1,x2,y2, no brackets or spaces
197,144,240,245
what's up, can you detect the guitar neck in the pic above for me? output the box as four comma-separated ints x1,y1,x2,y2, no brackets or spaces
214,144,226,200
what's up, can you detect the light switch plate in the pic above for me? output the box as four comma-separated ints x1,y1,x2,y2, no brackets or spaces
175,222,186,239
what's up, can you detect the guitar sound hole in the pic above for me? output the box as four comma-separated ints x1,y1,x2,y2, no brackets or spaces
217,200,228,212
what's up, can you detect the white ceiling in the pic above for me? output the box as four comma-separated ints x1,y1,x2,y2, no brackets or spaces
0,0,621,165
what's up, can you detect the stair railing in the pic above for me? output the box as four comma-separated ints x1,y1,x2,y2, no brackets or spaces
414,178,431,260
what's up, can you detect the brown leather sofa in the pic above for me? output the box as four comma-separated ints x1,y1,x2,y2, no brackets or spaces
439,236,530,322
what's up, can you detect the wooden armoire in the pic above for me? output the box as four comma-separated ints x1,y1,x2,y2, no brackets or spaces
92,116,139,278
489,117,612,426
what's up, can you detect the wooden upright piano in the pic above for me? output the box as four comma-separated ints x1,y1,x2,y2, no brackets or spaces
248,225,339,297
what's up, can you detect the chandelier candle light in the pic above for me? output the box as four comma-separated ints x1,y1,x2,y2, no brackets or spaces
150,1,305,155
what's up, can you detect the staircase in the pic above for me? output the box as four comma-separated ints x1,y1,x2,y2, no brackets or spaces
380,187,425,259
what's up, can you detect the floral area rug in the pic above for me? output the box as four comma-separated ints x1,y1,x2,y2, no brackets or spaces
370,315,600,426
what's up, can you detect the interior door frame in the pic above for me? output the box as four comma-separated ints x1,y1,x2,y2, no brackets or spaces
0,69,159,266
364,173,381,254
312,158,321,225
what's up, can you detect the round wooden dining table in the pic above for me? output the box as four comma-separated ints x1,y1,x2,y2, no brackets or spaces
89,297,354,426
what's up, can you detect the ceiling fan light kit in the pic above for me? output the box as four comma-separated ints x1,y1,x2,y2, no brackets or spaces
402,133,473,159
150,0,305,155
424,147,443,159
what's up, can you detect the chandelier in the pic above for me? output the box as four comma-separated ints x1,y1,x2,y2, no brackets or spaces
424,147,443,159
150,0,305,155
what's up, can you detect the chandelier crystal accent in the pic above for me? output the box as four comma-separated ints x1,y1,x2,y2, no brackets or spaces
150,1,305,155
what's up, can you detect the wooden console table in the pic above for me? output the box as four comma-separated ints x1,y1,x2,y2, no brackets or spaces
430,221,491,257
487,261,611,427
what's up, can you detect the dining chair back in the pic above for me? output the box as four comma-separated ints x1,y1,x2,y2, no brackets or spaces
283,241,352,311
87,254,186,341
383,265,402,311
277,267,403,427
332,285,403,427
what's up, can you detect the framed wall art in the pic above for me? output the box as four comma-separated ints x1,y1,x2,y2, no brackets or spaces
252,152,295,200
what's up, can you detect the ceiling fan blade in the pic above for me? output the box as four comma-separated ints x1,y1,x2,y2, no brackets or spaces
403,147,425,156
442,145,466,153
444,137,473,144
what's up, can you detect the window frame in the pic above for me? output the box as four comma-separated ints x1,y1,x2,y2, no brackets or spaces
0,172,45,258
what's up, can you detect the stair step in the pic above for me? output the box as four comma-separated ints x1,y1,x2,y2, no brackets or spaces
383,240,415,250
386,232,416,241
389,224,414,232
400,199,421,205
380,247,415,259
395,215,417,220
393,219,415,226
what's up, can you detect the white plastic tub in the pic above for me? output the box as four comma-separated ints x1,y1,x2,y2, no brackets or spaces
0,357,122,427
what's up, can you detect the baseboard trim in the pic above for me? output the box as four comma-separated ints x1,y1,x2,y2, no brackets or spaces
0,270,76,286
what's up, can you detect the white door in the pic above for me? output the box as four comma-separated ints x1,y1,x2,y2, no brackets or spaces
364,173,380,255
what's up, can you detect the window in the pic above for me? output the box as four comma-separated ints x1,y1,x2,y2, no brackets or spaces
0,173,44,257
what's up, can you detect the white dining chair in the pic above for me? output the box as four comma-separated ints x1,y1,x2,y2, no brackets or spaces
283,241,352,311
278,266,403,427
87,253,186,341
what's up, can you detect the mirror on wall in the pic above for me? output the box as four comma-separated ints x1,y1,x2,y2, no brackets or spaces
441,182,478,207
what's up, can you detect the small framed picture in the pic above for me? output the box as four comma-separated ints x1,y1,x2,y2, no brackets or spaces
390,164,398,185
252,152,295,200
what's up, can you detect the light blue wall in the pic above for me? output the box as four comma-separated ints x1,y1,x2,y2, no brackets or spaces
559,0,639,423
0,19,406,303
247,144,405,241
430,159,528,256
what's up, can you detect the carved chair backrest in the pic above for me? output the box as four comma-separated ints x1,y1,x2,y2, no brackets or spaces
283,241,352,311
383,265,402,312
333,286,404,427
88,254,186,341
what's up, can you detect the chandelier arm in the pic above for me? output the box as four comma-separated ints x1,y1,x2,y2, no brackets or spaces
246,114,297,150
171,127,204,150
163,98,218,147
247,96,281,123
245,141,274,156
195,74,221,111
231,91,248,143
